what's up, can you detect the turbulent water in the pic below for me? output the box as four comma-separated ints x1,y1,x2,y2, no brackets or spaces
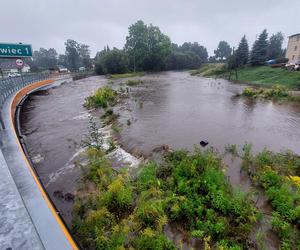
20,72,300,233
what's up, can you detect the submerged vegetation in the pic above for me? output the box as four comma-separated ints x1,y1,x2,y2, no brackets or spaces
242,85,288,98
225,144,238,156
242,145,300,249
109,72,145,79
84,87,117,108
73,146,258,249
241,85,300,102
126,79,143,86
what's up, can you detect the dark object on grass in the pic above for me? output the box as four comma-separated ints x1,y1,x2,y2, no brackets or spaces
200,140,209,147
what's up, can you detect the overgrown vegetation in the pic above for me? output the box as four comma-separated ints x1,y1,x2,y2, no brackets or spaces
241,85,300,102
242,85,288,98
190,63,227,77
242,145,300,249
126,79,143,86
84,87,117,108
73,147,258,249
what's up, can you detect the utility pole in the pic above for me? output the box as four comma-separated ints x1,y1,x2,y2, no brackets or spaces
133,53,136,73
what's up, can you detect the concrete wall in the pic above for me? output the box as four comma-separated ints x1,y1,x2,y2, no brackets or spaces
286,34,300,62
0,78,78,250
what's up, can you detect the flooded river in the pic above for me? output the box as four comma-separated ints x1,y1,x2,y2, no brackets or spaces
20,76,107,224
117,71,300,156
20,71,300,231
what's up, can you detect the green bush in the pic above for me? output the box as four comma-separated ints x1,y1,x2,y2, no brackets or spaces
133,229,176,250
85,86,117,108
103,175,133,215
242,85,290,100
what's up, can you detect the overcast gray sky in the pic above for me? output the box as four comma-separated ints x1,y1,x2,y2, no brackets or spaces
1,0,300,56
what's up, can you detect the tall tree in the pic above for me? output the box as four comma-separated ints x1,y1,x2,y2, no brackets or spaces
125,20,171,71
167,42,208,70
180,42,208,63
214,41,232,61
249,29,269,66
79,44,92,69
58,54,67,67
267,32,284,60
32,48,58,69
95,47,128,74
65,39,81,71
235,35,249,66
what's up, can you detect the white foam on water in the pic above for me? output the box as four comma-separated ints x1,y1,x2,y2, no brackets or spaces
31,154,44,164
107,148,140,168
46,124,140,187
99,125,140,168
45,147,86,187
70,111,91,121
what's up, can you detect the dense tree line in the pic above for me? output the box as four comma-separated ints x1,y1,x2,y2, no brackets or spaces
28,20,285,74
166,42,208,70
94,20,209,74
31,40,92,71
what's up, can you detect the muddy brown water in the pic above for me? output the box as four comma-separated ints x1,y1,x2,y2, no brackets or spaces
117,71,300,156
20,71,300,247
20,76,107,224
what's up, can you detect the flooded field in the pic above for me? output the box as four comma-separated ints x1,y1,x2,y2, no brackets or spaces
20,71,300,241
117,71,300,156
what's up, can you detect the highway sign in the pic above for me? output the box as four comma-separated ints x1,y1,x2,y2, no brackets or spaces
0,43,32,58
16,59,24,68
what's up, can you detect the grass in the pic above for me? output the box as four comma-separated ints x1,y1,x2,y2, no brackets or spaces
109,72,145,79
190,63,227,77
191,64,300,90
235,66,300,90
126,79,143,86
72,147,259,249
84,86,117,108
241,145,300,249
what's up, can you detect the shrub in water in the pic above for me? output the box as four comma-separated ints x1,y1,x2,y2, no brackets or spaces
85,86,117,108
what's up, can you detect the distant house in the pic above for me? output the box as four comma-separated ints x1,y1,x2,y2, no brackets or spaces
0,61,30,75
57,65,68,73
286,33,300,62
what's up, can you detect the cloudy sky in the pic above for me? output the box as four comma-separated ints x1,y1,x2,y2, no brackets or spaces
2,0,300,56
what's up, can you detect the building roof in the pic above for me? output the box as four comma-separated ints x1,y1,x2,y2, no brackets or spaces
289,33,300,38
0,61,30,70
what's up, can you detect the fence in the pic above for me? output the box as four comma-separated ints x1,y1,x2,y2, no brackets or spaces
0,73,49,130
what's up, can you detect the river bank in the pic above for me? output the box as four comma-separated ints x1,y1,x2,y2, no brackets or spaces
191,64,300,90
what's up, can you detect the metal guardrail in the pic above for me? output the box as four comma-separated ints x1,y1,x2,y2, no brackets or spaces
0,73,49,130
